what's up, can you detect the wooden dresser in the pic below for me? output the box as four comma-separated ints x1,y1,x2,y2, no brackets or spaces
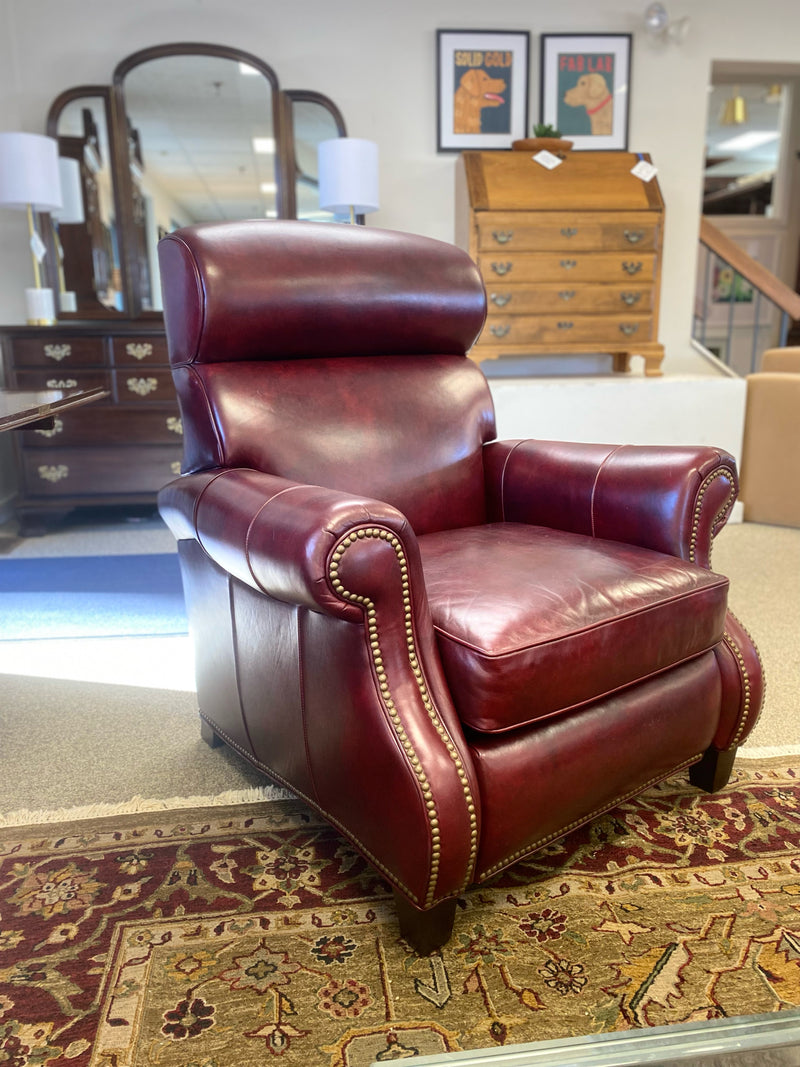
0,322,182,534
456,150,665,376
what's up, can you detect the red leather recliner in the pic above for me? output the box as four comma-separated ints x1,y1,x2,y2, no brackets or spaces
157,220,764,954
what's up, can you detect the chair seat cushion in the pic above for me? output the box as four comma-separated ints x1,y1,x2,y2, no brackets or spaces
417,523,729,734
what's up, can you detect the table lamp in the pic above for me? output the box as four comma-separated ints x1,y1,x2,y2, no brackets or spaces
0,131,63,324
318,138,379,224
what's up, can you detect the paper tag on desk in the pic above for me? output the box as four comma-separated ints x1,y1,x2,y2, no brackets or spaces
631,159,658,182
533,150,562,170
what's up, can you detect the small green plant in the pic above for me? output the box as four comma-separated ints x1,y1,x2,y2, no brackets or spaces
532,122,562,137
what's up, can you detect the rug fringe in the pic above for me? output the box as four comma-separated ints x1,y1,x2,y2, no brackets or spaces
0,785,295,827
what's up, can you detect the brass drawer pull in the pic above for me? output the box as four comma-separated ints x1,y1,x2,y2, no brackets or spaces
43,343,71,362
624,230,645,244
126,342,154,361
489,324,511,338
622,262,643,275
127,376,158,397
46,378,77,389
492,231,513,245
38,464,69,483
620,292,642,306
166,416,183,435
619,323,640,336
558,321,574,330
561,227,578,238
35,416,64,438
559,290,576,301
491,262,512,276
560,259,577,270
490,293,512,307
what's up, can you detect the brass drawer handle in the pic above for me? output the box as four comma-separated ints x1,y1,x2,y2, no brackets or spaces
620,292,642,306
491,262,512,276
624,230,645,244
126,342,154,361
492,231,514,245
35,416,64,438
560,259,577,270
622,262,643,275
490,293,512,307
489,324,511,338
558,321,574,330
559,290,576,301
38,464,69,483
46,378,77,389
127,376,158,397
561,227,578,238
166,416,183,435
43,343,71,362
619,323,640,336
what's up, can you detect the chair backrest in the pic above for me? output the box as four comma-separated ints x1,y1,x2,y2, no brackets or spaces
760,347,800,374
158,220,496,534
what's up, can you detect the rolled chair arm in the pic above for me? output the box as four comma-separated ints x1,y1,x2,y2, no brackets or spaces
484,439,738,567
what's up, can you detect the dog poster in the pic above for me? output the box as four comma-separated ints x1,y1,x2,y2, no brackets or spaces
437,30,530,152
540,34,631,151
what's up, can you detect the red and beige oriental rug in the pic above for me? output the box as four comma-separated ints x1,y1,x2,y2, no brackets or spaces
2,757,800,1066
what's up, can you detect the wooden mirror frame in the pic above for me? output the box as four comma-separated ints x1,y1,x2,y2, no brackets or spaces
45,42,348,320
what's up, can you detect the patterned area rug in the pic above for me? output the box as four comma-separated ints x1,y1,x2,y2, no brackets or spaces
2,758,800,1066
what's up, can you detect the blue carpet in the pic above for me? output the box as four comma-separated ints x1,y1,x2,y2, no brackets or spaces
0,554,188,640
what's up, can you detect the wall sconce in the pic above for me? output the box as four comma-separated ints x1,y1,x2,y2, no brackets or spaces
0,131,63,324
318,138,380,224
720,86,748,126
643,2,690,43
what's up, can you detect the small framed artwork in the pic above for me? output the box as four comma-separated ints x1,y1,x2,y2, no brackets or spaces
540,33,632,151
437,29,530,152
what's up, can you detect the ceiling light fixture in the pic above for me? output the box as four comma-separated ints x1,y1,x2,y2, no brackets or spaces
643,2,690,43
719,86,748,126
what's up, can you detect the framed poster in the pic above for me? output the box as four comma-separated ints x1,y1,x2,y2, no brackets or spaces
437,29,530,152
540,33,631,151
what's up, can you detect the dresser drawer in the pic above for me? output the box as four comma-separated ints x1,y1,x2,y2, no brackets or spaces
476,213,659,253
20,445,184,497
8,335,106,367
486,283,654,316
12,368,113,398
20,407,183,447
478,314,654,347
110,335,169,365
115,369,176,403
479,252,657,285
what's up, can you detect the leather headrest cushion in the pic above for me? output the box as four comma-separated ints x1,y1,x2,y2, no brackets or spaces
158,219,487,365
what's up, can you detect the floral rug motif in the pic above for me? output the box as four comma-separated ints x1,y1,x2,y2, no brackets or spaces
2,759,800,1065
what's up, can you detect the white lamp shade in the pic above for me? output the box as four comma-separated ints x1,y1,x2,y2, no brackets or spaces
0,131,63,211
53,157,85,224
318,137,379,215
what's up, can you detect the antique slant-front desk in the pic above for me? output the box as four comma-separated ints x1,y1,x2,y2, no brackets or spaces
456,150,665,376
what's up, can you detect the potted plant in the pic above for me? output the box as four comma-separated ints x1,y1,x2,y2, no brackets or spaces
512,123,574,157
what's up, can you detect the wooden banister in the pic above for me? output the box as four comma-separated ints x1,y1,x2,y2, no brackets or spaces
699,216,800,321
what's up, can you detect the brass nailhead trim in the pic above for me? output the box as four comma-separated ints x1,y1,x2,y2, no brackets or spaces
723,609,765,749
690,467,736,565
478,754,703,881
330,526,479,907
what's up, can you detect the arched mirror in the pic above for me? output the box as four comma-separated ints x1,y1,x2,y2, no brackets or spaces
44,43,350,320
46,88,125,316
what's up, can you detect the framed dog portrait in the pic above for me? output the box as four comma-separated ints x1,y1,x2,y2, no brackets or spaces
437,29,530,152
540,33,632,151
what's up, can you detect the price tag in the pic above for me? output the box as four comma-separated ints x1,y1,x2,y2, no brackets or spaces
631,159,658,183
29,230,47,263
533,150,562,170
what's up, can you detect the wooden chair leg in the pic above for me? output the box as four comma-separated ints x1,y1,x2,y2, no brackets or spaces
392,889,457,956
200,717,223,748
689,746,737,793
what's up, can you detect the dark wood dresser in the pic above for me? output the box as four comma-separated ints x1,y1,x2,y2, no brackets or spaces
456,150,666,376
0,322,182,533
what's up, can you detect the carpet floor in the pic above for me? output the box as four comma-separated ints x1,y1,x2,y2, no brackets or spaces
1,758,799,1066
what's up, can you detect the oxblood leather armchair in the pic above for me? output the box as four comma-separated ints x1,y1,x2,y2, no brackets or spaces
157,220,764,954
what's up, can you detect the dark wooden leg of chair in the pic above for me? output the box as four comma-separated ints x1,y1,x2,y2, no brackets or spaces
689,746,737,793
200,717,223,748
392,890,457,956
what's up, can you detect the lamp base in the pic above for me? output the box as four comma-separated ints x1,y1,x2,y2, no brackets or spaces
25,287,56,326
